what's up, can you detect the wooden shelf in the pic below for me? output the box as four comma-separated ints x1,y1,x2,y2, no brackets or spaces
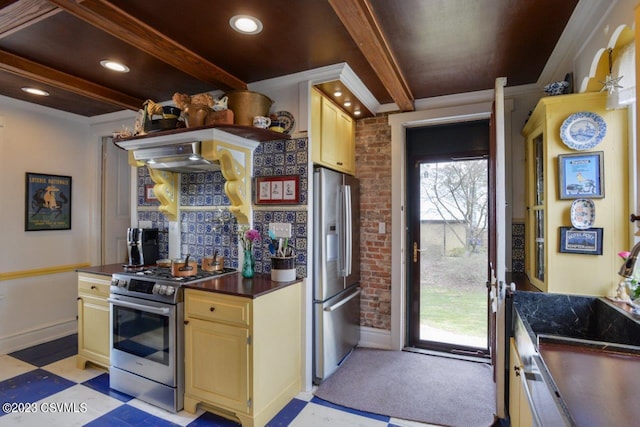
115,124,291,144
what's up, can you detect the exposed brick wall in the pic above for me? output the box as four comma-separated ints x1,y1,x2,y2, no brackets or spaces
355,113,393,330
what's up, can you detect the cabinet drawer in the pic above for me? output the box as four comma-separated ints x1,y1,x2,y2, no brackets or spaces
185,290,250,327
78,274,111,298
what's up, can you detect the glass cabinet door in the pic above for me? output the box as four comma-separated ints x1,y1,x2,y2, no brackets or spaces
532,135,544,283
534,136,544,205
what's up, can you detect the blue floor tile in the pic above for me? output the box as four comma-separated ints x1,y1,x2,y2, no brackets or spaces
266,398,308,426
9,334,78,367
84,404,182,427
311,396,390,422
187,411,241,426
82,373,134,403
0,368,75,413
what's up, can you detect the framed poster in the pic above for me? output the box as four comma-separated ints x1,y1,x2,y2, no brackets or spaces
25,172,72,231
255,175,300,204
558,151,604,199
559,227,603,255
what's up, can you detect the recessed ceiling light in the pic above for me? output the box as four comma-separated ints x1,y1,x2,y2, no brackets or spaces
21,87,49,96
230,15,263,34
100,60,130,73
344,101,352,107
354,110,361,116
334,89,342,97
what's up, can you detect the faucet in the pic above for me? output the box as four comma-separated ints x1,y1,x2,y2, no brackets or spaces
619,241,640,278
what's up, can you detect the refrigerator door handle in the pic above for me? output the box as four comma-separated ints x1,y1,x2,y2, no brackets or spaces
324,288,362,312
338,184,353,277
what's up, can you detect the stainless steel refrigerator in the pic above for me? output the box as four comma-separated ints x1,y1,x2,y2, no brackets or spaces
313,166,361,383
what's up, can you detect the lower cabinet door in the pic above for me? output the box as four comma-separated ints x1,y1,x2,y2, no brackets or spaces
77,293,110,367
185,317,250,414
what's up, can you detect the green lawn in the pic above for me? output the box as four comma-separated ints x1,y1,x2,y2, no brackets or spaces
420,284,487,338
419,248,489,340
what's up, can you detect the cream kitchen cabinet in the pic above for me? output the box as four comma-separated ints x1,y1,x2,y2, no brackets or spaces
509,339,533,427
77,272,111,369
521,92,629,295
311,87,355,175
183,283,302,427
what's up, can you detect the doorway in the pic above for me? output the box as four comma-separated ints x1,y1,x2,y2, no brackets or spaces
101,136,131,265
406,120,491,357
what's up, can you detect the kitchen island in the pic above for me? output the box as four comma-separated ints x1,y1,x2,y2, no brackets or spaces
76,264,303,427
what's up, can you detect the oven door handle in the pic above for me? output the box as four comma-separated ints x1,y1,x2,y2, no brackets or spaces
108,298,171,315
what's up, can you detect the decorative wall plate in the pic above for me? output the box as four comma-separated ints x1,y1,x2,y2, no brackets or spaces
560,112,606,150
570,198,595,229
276,111,295,134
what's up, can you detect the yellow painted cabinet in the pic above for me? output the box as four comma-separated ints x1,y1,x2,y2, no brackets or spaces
185,317,250,414
509,339,533,427
522,92,629,295
77,273,111,369
184,283,302,427
311,88,355,175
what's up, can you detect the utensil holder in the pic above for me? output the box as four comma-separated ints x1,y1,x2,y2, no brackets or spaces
271,256,296,282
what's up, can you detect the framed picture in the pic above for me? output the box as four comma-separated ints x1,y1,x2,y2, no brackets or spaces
255,175,300,204
25,172,72,231
559,227,603,255
145,184,157,202
558,151,604,199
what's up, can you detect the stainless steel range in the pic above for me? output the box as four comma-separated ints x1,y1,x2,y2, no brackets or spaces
108,267,236,412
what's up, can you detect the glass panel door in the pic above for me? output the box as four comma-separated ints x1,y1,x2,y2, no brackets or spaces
411,158,490,353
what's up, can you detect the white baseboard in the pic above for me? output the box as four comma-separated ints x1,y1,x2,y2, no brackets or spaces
0,319,77,355
358,326,392,350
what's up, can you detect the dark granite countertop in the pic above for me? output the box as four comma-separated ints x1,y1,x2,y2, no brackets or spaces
512,291,640,426
76,264,301,299
77,263,126,276
181,273,300,299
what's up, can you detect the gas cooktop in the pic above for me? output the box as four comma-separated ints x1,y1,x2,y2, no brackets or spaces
119,266,237,283
111,267,238,303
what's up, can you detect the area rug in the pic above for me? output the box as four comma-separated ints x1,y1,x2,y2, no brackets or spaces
314,348,496,426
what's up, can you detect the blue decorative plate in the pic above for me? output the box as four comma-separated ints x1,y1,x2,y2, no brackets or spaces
276,111,295,134
570,198,595,230
560,112,606,150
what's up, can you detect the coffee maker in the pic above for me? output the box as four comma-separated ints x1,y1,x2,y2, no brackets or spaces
127,228,159,266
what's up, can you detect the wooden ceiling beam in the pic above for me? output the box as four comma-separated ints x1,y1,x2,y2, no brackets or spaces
329,0,414,111
0,0,61,38
0,48,144,110
47,0,247,91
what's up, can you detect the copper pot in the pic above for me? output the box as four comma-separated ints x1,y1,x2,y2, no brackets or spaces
171,254,197,277
202,251,224,272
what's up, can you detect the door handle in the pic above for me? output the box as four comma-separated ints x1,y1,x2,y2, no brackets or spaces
324,288,362,312
413,242,425,262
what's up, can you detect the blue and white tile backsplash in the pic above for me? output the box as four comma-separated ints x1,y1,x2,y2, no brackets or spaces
137,136,309,278
512,222,525,273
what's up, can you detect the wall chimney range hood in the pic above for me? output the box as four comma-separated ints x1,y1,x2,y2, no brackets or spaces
114,127,259,179
132,141,221,173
